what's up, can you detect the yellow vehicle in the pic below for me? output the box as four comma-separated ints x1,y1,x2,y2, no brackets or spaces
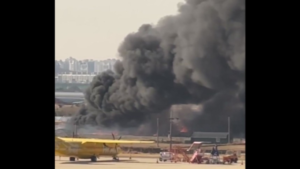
55,136,154,162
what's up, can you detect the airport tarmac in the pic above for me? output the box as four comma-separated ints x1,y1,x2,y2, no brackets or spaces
55,157,245,169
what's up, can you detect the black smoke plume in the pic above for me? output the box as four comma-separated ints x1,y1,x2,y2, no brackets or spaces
71,0,245,136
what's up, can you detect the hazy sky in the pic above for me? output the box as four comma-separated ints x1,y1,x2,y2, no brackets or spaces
55,0,184,60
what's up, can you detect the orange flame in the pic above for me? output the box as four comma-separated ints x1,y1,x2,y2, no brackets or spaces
180,126,188,133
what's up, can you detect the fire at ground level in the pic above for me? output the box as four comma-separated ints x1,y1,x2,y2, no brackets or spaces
56,119,244,140
55,94,244,137
56,109,244,139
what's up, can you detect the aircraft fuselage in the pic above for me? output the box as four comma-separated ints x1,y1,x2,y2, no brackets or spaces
55,139,121,159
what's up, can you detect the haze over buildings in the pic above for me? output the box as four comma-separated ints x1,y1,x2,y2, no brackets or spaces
55,0,185,83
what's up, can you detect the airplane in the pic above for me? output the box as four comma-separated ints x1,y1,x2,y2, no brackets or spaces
55,98,84,108
55,92,84,98
55,133,154,162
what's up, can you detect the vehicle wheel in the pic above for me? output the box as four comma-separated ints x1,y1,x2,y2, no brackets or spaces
113,157,119,161
91,156,97,162
69,157,75,161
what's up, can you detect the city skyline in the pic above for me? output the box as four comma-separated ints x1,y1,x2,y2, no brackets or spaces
55,0,184,60
55,57,118,83
55,57,118,74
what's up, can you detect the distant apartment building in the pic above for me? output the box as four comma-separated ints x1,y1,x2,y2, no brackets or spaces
94,59,117,73
63,58,70,70
68,57,79,72
88,60,95,74
78,60,88,73
56,60,65,69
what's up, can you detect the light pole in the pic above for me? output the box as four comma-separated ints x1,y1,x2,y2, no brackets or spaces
157,117,159,147
73,124,78,138
228,117,231,144
169,110,179,151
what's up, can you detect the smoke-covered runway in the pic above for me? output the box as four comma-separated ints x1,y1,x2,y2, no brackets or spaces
55,157,245,169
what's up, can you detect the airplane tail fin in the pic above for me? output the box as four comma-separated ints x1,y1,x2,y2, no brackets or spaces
55,137,69,157
55,137,69,149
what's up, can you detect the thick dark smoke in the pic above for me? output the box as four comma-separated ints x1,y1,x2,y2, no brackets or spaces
72,0,245,136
